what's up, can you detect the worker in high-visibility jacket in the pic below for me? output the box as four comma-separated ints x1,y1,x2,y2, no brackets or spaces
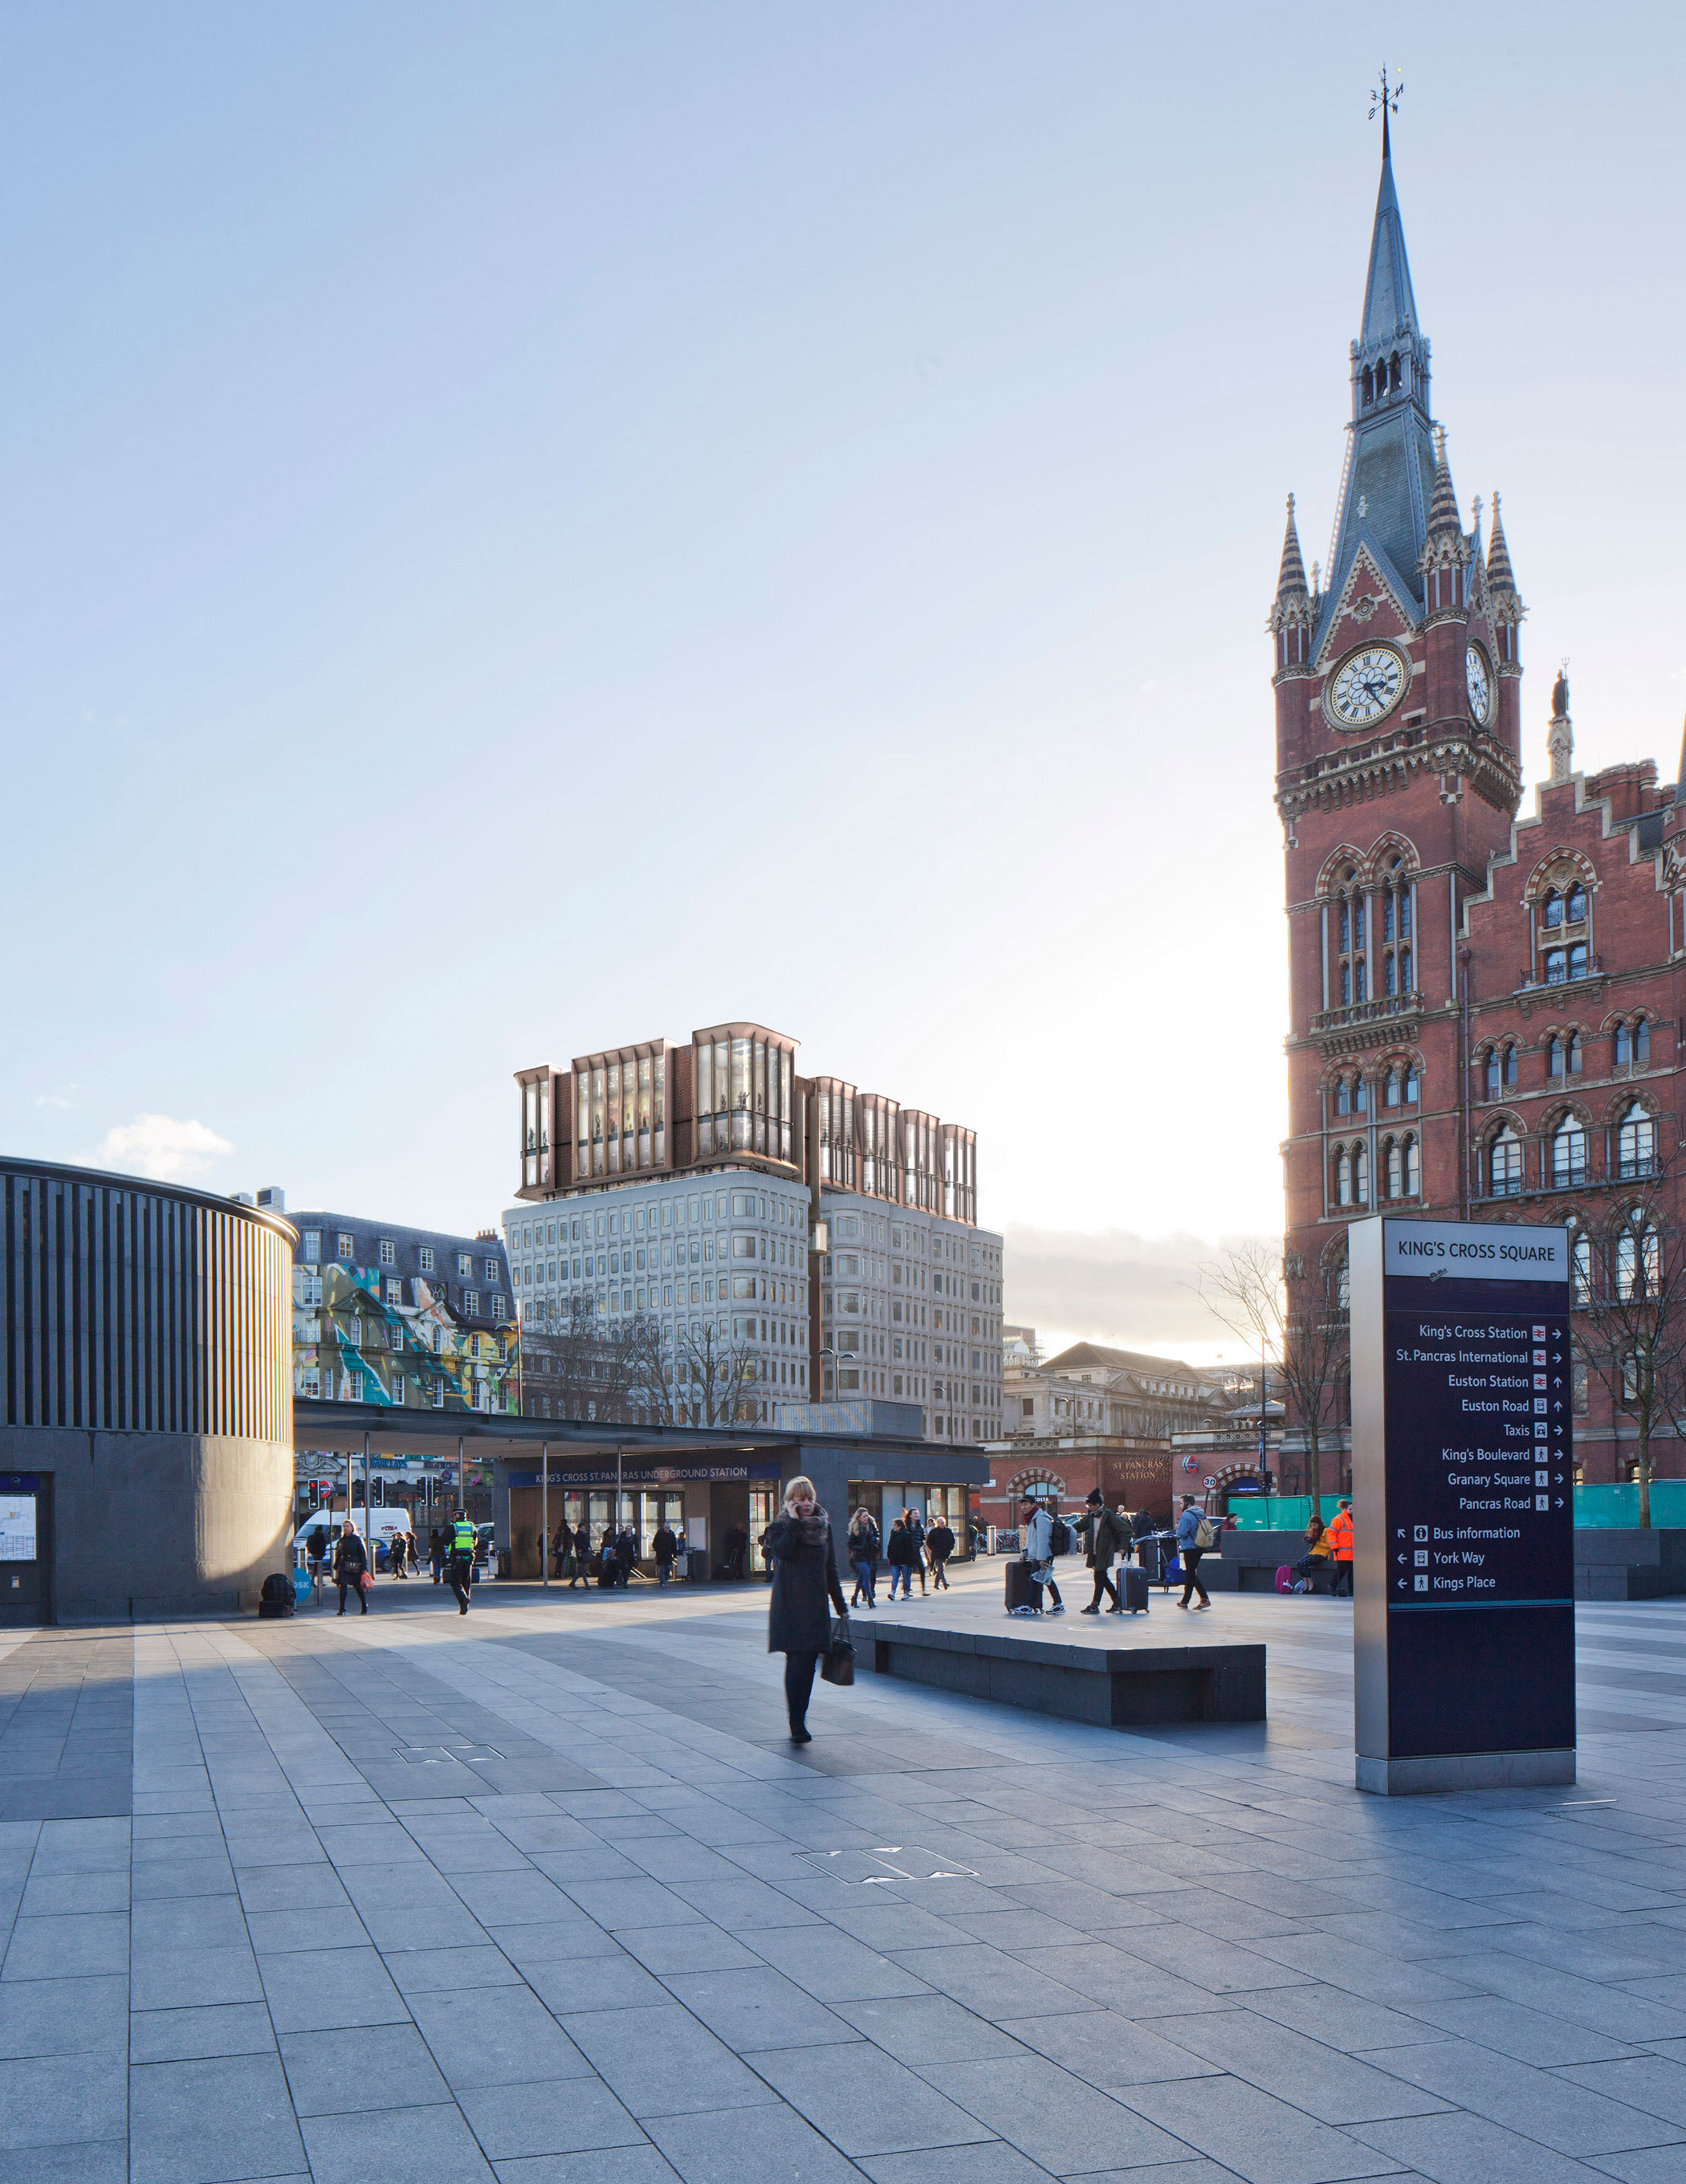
446,1512,476,1616
1325,1499,1354,1599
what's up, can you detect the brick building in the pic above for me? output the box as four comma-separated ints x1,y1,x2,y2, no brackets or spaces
1274,116,1685,1488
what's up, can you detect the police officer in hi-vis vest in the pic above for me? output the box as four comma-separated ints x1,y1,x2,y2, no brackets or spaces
446,1510,475,1616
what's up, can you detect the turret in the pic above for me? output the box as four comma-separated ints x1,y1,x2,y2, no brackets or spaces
1419,427,1474,726
1485,492,1525,761
1270,496,1313,672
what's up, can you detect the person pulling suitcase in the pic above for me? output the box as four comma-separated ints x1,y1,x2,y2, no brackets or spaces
1076,1489,1129,1614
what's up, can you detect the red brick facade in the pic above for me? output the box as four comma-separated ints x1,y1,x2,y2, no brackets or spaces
1275,136,1685,1489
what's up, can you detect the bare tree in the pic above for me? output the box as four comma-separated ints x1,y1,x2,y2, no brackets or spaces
1578,1163,1686,1530
1195,1239,1350,1512
675,1322,756,1427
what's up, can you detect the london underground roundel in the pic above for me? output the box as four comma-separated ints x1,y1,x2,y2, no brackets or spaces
1326,644,1407,730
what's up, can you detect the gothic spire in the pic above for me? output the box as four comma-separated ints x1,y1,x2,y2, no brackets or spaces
1314,120,1439,653
1276,495,1308,601
1425,427,1460,540
1360,112,1420,350
1486,492,1516,591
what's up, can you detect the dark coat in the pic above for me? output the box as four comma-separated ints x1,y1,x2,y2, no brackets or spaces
926,1522,955,1563
885,1521,915,1567
1080,1509,1129,1571
652,1526,678,1565
764,1510,848,1654
847,1518,880,1565
332,1534,368,1582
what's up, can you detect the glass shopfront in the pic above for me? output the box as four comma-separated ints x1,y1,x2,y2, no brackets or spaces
847,1481,971,1554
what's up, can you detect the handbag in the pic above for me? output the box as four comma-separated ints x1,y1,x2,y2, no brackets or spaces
820,1615,855,1687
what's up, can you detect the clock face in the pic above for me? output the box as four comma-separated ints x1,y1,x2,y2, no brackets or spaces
1327,646,1407,729
1466,642,1493,725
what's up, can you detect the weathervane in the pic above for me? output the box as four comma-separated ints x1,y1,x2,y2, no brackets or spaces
1370,66,1403,154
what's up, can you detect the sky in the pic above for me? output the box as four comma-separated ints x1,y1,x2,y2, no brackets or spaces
6,3,1684,1363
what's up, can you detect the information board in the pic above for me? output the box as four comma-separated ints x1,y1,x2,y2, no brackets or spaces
1350,1216,1575,1794
0,1496,36,1563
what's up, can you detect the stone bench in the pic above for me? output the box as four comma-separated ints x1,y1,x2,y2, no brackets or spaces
1574,1527,1686,1601
849,1615,1266,1728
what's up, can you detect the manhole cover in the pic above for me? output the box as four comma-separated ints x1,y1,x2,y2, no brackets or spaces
796,1845,979,1885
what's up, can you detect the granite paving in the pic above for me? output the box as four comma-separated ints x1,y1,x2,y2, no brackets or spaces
3,1563,1686,2177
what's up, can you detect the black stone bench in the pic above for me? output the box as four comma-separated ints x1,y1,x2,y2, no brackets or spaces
849,1615,1265,1728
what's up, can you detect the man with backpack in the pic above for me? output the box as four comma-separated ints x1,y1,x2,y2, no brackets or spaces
1014,1494,1066,1616
1175,1494,1215,1611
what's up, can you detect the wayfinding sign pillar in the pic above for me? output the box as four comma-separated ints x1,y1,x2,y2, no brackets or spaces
1350,1216,1574,1795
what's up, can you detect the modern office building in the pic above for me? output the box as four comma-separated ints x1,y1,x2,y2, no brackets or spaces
505,1020,1004,1440
0,1157,294,1620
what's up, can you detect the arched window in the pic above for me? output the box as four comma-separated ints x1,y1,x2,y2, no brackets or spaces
1403,1135,1420,1196
1354,1078,1368,1115
1542,889,1563,930
1353,1143,1369,1205
1384,1066,1401,1109
1489,1127,1523,1198
1405,1066,1420,1104
1388,352,1401,391
1385,1140,1403,1199
1484,1049,1501,1101
1551,1116,1586,1188
1616,1215,1660,1301
1615,1022,1631,1067
1636,1019,1650,1064
1618,1102,1655,1180
1566,883,1588,924
1362,366,1374,405
1335,1150,1352,1208
1340,963,1351,1005
1570,1228,1592,1305
1549,1037,1564,1080
1568,1032,1583,1075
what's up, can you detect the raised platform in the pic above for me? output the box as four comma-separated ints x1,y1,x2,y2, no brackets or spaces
849,1612,1265,1728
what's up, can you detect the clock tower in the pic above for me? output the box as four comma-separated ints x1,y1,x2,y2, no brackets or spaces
1274,110,1526,1481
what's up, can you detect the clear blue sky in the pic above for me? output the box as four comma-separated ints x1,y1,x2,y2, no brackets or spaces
6,4,1682,1348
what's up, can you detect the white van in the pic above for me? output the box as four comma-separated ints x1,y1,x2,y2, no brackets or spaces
294,1510,413,1569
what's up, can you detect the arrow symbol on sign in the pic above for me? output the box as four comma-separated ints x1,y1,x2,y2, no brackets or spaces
1397,1554,1407,1564
1555,1497,1564,1507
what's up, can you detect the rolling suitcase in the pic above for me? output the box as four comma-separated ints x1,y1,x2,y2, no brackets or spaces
1004,1560,1035,1614
1120,1565,1149,1615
